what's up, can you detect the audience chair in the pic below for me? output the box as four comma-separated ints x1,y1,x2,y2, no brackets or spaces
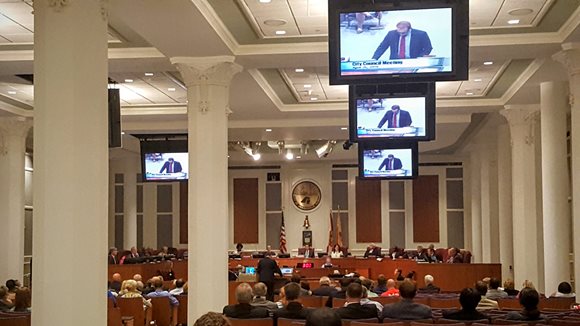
435,319,489,325
409,320,436,325
149,297,173,326
497,299,522,310
341,319,379,326
373,322,404,326
333,297,347,308
540,297,576,310
491,320,541,325
299,295,324,308
350,321,386,325
412,323,457,326
278,318,306,326
226,318,273,326
291,321,306,326
371,296,400,305
117,297,147,326
549,321,580,325
429,298,461,309
0,316,29,326
175,295,187,326
414,297,431,306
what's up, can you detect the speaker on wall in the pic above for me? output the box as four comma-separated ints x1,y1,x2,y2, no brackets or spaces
108,88,122,148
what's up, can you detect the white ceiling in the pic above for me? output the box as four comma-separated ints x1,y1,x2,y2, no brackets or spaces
470,0,553,29
437,60,508,98
109,72,187,105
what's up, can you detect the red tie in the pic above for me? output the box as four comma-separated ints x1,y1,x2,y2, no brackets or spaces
393,112,398,128
390,160,393,170
399,35,406,59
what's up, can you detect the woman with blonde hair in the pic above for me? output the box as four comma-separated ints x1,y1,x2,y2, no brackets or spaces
194,312,231,326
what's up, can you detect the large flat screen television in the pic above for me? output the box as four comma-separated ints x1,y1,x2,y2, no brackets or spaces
140,138,188,182
350,83,435,142
328,0,469,85
358,142,419,180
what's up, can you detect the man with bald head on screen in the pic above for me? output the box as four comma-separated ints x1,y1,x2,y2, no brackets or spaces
372,21,433,60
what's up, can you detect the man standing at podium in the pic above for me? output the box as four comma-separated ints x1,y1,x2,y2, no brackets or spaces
378,154,403,171
257,253,282,301
377,105,412,129
159,157,182,174
372,21,433,60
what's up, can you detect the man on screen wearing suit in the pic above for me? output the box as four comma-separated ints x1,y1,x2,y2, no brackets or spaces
378,154,403,171
372,21,433,60
378,105,412,129
159,157,182,173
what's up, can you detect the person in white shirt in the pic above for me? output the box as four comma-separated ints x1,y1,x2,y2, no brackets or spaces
169,279,185,296
551,281,576,298
329,244,344,259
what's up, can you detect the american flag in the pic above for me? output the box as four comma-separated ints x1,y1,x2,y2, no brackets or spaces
336,209,344,247
328,209,334,248
279,211,287,254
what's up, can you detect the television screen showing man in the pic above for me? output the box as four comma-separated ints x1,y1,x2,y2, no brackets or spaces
379,154,402,171
339,8,452,76
362,149,413,178
144,152,189,181
159,157,182,174
356,96,426,139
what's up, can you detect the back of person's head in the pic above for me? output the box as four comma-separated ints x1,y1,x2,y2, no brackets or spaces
125,280,137,292
319,276,331,286
175,279,185,289
183,282,188,294
340,278,353,288
300,281,310,291
136,281,144,292
253,282,268,297
475,281,488,296
291,274,301,284
557,281,572,294
0,286,8,300
153,277,164,289
361,278,373,291
399,281,417,299
346,282,363,300
459,288,481,311
386,278,396,289
194,312,231,326
489,277,501,290
504,279,515,290
519,287,540,311
424,274,434,285
235,283,253,304
305,307,341,326
5,279,17,291
284,282,301,301
377,274,387,286
14,287,31,311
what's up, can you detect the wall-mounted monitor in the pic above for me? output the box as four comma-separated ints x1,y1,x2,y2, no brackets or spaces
328,0,469,85
140,138,188,182
350,83,435,142
358,142,419,180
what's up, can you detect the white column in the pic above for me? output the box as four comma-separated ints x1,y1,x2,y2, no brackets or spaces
553,44,580,292
501,105,541,287
171,56,242,322
0,118,31,283
497,123,514,280
33,1,108,325
470,149,483,263
539,81,571,294
124,157,139,249
480,142,500,263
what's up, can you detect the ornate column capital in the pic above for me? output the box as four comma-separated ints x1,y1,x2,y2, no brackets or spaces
501,105,540,146
0,117,32,155
170,56,243,87
553,43,580,77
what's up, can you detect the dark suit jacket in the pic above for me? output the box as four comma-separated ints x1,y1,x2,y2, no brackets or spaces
442,309,488,321
364,247,382,258
382,299,433,320
417,284,440,294
312,285,337,297
223,303,269,319
378,110,412,128
336,303,378,320
372,29,433,60
299,248,315,258
273,302,311,323
108,255,118,265
257,257,282,283
378,158,403,171
159,161,183,173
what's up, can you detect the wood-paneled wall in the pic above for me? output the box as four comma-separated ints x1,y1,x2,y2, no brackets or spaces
355,178,382,243
413,175,440,242
233,178,259,243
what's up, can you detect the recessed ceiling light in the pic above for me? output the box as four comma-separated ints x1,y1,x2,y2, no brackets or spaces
507,19,520,25
304,84,312,88
341,127,348,130
275,30,286,35
296,155,302,159
265,129,272,132
7,91,16,95
259,0,271,3
264,19,287,27
124,79,133,83
473,78,483,82
167,87,176,92
285,152,295,160
295,68,304,73
252,153,261,161
144,73,154,76
508,8,534,16
121,131,126,135
483,61,493,65
466,92,474,96
310,97,318,101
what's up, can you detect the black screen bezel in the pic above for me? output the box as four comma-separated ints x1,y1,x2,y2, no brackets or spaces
357,141,419,180
140,139,188,182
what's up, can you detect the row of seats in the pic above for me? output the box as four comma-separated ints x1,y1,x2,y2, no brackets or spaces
108,296,186,326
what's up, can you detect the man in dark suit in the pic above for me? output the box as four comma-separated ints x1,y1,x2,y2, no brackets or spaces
257,254,282,301
274,282,311,325
129,246,140,258
382,281,432,320
363,243,382,258
159,157,182,173
378,105,412,129
443,288,488,321
223,283,270,318
418,275,441,294
336,283,379,320
372,21,432,60
378,154,403,171
108,247,118,265
302,245,315,258
312,277,338,297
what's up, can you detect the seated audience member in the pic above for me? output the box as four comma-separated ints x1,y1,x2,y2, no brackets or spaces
364,243,381,258
120,280,152,309
382,281,432,320
426,247,440,263
475,281,499,311
443,288,488,321
336,283,378,319
380,279,399,297
305,307,341,326
5,280,19,303
373,274,388,295
145,277,179,307
312,276,337,297
415,245,427,261
504,279,519,296
551,281,576,298
446,247,463,263
300,281,312,295
158,246,170,257
235,242,244,255
329,244,343,258
251,282,279,311
0,286,13,312
194,312,231,326
133,274,143,283
290,275,311,296
360,278,378,298
128,246,140,258
506,287,545,321
360,286,383,313
486,277,508,300
418,274,440,294
394,268,405,281
169,279,186,296
110,273,123,293
108,247,119,264
223,283,269,319
274,282,311,323
322,257,334,268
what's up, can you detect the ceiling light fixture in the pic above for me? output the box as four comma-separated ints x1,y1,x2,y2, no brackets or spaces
296,155,302,159
252,153,261,161
466,92,474,96
473,78,483,82
341,127,348,130
144,73,154,76
507,19,520,25
265,128,272,132
483,61,493,65
295,68,304,73
275,30,287,35
285,151,294,160
121,131,126,135
316,140,337,158
167,87,176,92
259,0,271,3
7,91,16,95
124,79,134,83
310,97,318,101
304,84,312,88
